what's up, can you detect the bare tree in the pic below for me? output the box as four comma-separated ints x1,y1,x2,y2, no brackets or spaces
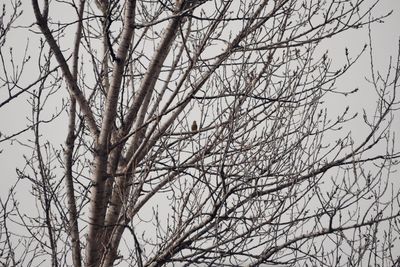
1,0,399,266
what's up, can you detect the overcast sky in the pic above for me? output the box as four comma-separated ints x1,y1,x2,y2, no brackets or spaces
0,1,399,265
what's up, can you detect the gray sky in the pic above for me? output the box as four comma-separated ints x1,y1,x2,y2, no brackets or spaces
1,1,399,183
0,1,399,265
